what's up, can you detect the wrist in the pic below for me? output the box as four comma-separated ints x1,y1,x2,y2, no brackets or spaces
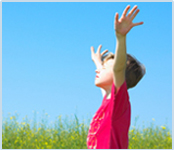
93,58,102,63
93,59,102,68
115,31,126,39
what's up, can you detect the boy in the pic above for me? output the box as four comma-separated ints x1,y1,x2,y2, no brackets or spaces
87,5,145,149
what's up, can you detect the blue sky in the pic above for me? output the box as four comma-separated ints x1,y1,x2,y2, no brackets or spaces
2,2,172,132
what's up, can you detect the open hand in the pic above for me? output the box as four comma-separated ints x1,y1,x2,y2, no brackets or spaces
115,5,143,37
91,45,108,65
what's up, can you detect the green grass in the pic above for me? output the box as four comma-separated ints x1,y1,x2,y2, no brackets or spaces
2,113,172,149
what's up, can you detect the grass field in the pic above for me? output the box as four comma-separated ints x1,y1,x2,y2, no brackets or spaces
2,113,172,149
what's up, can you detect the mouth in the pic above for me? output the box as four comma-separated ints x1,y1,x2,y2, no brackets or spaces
96,75,99,78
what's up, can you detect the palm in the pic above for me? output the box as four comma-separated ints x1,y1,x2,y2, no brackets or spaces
116,17,133,35
91,45,108,62
115,5,143,36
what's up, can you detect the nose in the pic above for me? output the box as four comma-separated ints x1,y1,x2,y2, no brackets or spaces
95,69,100,73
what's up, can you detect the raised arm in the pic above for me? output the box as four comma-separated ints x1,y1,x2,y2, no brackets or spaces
113,5,143,89
91,45,108,96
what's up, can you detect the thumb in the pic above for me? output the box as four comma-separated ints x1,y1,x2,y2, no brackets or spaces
101,49,109,56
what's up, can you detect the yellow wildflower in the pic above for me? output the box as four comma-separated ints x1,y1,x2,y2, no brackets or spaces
167,137,171,140
161,126,166,130
22,122,25,125
10,117,13,120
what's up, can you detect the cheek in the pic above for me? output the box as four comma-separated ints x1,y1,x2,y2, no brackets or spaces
102,70,113,82
95,70,113,87
107,72,114,81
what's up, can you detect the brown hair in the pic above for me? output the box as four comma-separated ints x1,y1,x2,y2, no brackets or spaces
101,53,145,89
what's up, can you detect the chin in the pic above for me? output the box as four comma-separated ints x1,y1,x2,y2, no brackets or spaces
95,80,106,88
95,80,113,88
95,81,102,87
95,84,101,88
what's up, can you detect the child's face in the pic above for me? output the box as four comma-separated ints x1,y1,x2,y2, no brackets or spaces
95,59,114,88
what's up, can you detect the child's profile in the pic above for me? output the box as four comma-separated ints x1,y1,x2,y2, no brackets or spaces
87,5,145,149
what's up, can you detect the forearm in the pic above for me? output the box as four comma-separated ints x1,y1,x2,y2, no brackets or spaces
113,34,127,71
113,5,143,71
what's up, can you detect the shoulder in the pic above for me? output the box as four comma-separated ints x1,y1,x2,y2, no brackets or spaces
111,80,128,96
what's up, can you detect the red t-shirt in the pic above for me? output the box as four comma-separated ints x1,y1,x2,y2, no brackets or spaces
87,81,131,149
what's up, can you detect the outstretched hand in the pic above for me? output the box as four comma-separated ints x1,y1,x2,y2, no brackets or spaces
115,5,143,37
91,45,108,67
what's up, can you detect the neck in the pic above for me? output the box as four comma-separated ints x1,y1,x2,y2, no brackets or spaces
102,85,112,99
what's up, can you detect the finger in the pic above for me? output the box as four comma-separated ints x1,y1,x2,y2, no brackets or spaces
97,45,102,54
122,5,131,17
91,46,95,54
101,50,109,56
133,21,144,27
128,5,138,17
131,9,140,21
115,12,119,24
